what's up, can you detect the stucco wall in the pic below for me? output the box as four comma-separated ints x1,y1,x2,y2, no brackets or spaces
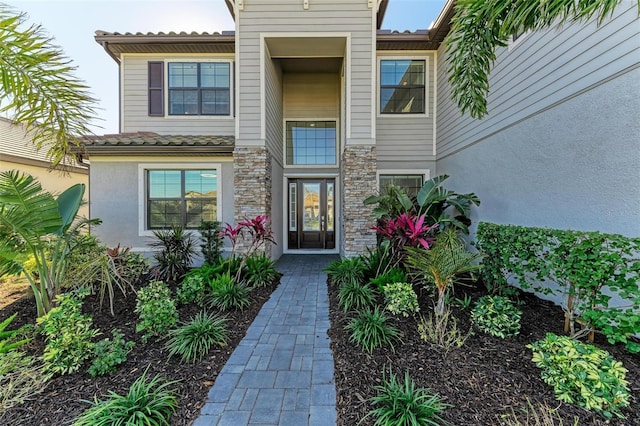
436,68,640,238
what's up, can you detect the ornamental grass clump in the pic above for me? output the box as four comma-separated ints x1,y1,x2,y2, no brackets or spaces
418,310,469,353
243,253,280,288
527,333,630,419
165,311,229,364
208,272,250,311
74,369,178,426
471,295,522,338
338,281,377,312
366,369,450,426
324,256,366,286
369,267,408,292
346,308,401,353
383,282,419,317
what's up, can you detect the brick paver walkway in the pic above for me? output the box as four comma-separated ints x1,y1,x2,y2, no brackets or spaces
194,255,338,426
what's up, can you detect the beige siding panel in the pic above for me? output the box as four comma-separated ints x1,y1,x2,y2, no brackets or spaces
265,51,284,166
283,74,339,119
237,0,374,143
436,2,640,158
0,118,51,162
121,56,235,135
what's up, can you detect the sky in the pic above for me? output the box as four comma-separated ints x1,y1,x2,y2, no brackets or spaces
4,0,446,135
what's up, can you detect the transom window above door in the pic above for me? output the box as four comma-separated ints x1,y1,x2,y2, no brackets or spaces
380,59,425,114
168,62,230,116
285,121,337,166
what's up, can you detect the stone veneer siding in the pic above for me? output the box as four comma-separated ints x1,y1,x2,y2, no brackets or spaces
233,146,272,255
342,145,377,257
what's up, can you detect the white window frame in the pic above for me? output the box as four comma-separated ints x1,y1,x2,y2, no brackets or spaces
165,58,234,120
508,29,531,50
377,169,431,193
282,118,340,169
377,55,429,117
138,162,222,237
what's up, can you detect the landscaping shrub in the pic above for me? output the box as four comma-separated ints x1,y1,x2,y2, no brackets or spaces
165,311,229,364
338,281,377,312
324,256,365,286
74,369,178,425
0,313,30,354
89,329,135,377
366,369,449,426
198,220,223,265
417,310,469,353
471,295,522,338
346,308,401,353
527,333,630,419
0,351,49,415
38,288,98,375
135,281,178,342
369,267,408,292
362,245,394,280
497,398,578,426
476,222,640,353
383,282,419,317
208,272,250,311
149,226,196,283
176,273,207,306
243,253,280,288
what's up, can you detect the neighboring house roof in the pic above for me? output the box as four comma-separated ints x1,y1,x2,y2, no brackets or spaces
82,132,235,156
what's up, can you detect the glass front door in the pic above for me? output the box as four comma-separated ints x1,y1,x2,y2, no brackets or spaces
288,179,335,250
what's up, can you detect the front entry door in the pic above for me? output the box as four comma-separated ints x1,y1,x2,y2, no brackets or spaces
288,179,335,250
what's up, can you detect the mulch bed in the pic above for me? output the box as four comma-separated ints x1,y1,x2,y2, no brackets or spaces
328,280,640,425
0,277,277,425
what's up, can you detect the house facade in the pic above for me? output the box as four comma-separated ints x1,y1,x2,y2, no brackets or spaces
84,0,639,259
0,117,89,216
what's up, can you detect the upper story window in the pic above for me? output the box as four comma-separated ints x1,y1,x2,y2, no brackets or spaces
285,121,337,166
168,62,230,115
148,61,232,117
147,169,218,229
380,59,425,114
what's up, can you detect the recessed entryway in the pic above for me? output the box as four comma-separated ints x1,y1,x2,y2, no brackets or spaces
287,178,335,250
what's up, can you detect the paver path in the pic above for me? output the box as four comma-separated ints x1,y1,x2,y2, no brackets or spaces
194,254,339,426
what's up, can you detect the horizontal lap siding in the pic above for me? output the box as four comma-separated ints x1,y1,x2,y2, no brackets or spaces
0,119,50,162
265,51,284,165
436,1,640,158
121,55,235,135
376,52,435,169
237,0,373,143
283,74,340,119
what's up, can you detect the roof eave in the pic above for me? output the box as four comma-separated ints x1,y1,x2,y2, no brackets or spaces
83,145,235,156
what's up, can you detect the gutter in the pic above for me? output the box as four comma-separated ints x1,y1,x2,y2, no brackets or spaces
99,40,121,65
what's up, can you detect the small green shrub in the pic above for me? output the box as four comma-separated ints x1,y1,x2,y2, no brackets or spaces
367,369,449,426
176,273,207,305
346,308,401,353
383,282,419,317
243,253,280,288
471,295,522,338
74,369,178,426
324,256,365,286
135,281,178,342
418,310,469,353
199,220,223,265
89,329,135,377
527,333,630,419
165,311,229,364
38,289,98,375
338,281,377,312
0,351,49,414
209,273,250,311
369,267,408,292
0,313,30,354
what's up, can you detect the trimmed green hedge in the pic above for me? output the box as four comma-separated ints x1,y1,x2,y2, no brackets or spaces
476,222,640,353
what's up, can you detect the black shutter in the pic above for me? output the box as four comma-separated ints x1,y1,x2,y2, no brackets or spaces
148,61,164,116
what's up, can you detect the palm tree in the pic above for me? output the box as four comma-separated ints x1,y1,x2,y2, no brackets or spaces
0,170,96,316
406,229,482,317
446,0,632,119
0,5,98,167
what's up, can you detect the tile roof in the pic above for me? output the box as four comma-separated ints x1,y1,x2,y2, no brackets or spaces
94,30,235,38
82,132,235,155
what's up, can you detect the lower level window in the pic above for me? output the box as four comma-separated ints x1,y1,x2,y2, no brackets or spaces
147,169,218,229
379,174,424,196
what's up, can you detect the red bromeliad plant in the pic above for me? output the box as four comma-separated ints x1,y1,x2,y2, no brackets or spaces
372,213,438,267
219,215,276,282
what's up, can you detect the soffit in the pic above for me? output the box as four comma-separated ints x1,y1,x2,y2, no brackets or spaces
265,37,346,58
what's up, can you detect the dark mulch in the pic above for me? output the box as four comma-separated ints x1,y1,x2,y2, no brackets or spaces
0,277,277,426
328,281,640,426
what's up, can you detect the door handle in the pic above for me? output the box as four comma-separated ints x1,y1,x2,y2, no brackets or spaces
320,215,324,231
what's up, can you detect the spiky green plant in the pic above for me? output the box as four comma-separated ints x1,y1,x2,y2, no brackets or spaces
338,281,377,312
324,256,365,286
165,312,229,364
209,273,250,311
346,308,401,353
